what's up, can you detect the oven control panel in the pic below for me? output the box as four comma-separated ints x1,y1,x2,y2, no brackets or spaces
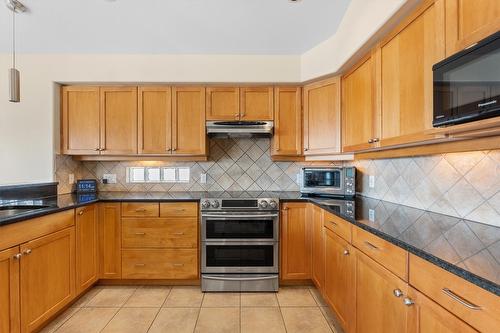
201,198,279,211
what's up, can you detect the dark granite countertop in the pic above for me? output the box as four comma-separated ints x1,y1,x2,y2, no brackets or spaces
1,191,498,296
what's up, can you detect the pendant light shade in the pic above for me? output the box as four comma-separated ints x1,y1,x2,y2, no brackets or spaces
9,68,20,102
6,0,26,103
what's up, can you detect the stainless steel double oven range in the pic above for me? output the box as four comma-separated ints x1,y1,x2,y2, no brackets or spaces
200,197,279,292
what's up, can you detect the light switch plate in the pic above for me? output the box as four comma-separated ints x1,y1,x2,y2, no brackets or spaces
68,173,74,185
369,209,375,221
200,173,207,184
369,175,375,188
103,174,117,184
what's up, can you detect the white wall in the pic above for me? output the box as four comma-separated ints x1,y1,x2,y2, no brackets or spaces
0,54,300,185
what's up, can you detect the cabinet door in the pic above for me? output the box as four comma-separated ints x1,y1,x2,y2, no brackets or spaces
445,0,500,56
379,0,445,146
406,287,478,333
240,87,274,120
206,87,240,120
61,86,101,155
311,205,324,290
324,229,355,333
342,54,377,152
20,228,75,333
280,202,311,280
272,87,302,156
356,250,409,333
98,203,121,279
0,246,20,333
100,86,138,155
172,87,207,155
138,86,172,155
76,205,98,294
303,77,341,155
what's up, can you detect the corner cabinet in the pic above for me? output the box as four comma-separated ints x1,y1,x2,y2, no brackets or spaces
75,205,98,294
303,77,341,156
272,87,302,157
0,246,20,333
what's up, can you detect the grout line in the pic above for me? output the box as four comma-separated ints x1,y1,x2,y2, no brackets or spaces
145,307,162,333
51,307,82,333
192,291,204,333
317,306,335,333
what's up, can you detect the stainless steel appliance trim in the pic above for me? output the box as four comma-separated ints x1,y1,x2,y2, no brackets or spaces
201,213,278,218
300,167,345,195
201,274,279,292
206,121,274,134
203,275,278,281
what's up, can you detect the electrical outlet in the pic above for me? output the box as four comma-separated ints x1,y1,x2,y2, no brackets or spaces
200,173,207,184
103,174,117,184
369,209,375,222
68,173,75,184
369,175,375,189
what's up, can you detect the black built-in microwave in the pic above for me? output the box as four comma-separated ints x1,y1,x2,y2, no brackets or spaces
433,31,500,127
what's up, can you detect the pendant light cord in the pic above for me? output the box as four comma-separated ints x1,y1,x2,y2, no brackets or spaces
12,6,15,69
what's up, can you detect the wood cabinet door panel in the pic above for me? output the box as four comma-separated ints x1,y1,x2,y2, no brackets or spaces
76,205,98,294
206,87,240,120
272,87,302,156
20,228,75,333
98,203,121,279
138,86,172,155
172,87,206,155
100,87,138,155
0,246,20,333
311,205,324,290
240,87,274,120
61,86,100,155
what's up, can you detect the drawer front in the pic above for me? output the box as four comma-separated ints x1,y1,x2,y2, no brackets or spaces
160,202,198,218
122,249,198,279
122,218,197,248
323,211,352,242
352,226,408,280
121,203,159,217
409,254,499,333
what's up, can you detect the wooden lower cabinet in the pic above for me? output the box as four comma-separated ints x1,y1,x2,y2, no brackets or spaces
75,205,98,294
20,228,75,333
311,205,324,290
280,202,311,280
406,287,477,333
122,249,198,279
98,203,122,279
356,249,409,333
0,246,20,333
324,229,355,333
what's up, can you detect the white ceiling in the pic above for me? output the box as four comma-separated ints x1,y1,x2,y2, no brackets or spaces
0,0,351,55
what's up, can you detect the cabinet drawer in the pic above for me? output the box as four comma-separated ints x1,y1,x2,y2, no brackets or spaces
323,211,352,242
121,203,159,217
160,202,198,217
409,254,499,333
122,218,197,248
352,226,408,280
122,249,198,279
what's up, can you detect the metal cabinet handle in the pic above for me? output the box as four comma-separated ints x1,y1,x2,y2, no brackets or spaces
403,298,414,306
175,208,186,211
343,249,350,256
368,139,374,144
134,232,146,236
373,138,380,143
478,100,497,107
23,249,32,255
364,241,379,250
134,208,147,212
135,263,145,267
173,232,185,236
393,289,403,297
13,253,22,260
78,210,84,215
172,263,184,267
442,288,481,310
304,148,309,151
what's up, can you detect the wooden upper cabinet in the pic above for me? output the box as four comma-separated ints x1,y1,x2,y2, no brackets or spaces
240,87,274,120
311,205,324,291
61,86,100,155
272,87,302,156
445,0,500,56
280,202,311,280
75,205,98,294
303,77,341,155
98,203,121,279
206,87,240,120
138,86,172,155
100,86,138,155
378,0,445,147
172,87,207,155
0,246,20,333
342,54,377,152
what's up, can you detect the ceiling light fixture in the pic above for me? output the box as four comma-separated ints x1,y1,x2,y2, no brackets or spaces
5,0,27,103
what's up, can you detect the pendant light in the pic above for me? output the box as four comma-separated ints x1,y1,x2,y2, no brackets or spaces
5,0,26,103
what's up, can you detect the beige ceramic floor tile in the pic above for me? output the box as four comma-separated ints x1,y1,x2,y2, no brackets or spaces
39,307,80,333
124,286,171,307
281,307,332,333
277,287,317,307
101,307,159,333
72,286,103,307
202,292,240,307
195,307,240,333
309,287,328,306
163,286,204,307
241,307,286,333
241,292,278,307
148,308,200,333
55,307,119,333
86,286,136,307
319,306,344,333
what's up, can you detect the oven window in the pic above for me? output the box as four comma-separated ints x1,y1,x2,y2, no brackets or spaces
205,219,274,239
205,245,275,267
304,170,341,188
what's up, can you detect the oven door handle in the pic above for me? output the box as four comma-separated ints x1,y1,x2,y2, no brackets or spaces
203,275,278,281
201,214,279,218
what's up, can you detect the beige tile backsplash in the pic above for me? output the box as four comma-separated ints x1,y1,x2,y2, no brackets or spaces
54,140,499,227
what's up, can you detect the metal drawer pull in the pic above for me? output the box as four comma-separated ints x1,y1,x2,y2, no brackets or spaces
134,232,146,236
478,100,497,107
13,253,22,260
393,289,403,297
343,249,350,256
173,232,185,236
135,263,145,267
78,210,84,215
23,249,32,255
175,208,186,212
172,263,184,267
442,288,481,310
403,298,414,306
134,208,147,212
364,241,379,250
203,275,277,281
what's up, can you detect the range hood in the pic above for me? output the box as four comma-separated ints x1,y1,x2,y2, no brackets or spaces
206,121,274,138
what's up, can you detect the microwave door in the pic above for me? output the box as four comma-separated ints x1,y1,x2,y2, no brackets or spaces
303,170,342,189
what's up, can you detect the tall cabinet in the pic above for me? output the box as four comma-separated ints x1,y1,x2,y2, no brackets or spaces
75,205,98,294
272,87,302,157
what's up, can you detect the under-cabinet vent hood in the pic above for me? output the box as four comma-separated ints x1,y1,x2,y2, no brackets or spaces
206,121,274,138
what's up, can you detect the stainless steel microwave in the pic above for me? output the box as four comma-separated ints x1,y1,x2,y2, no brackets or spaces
299,167,355,197
433,31,500,127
